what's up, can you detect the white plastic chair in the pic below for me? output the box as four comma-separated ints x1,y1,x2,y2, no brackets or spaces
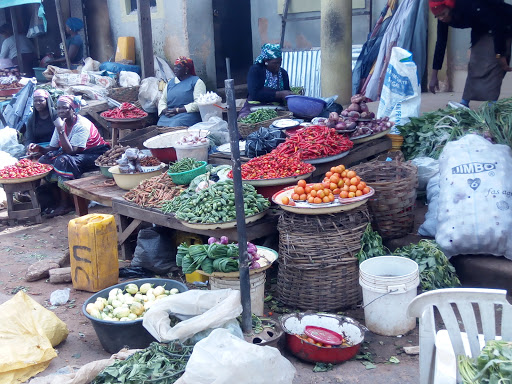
407,288,512,384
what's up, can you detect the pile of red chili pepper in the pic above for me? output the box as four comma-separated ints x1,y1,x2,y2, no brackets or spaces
228,152,314,180
0,159,52,179
101,102,147,119
273,125,353,160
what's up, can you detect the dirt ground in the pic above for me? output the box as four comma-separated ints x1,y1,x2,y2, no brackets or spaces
0,203,420,384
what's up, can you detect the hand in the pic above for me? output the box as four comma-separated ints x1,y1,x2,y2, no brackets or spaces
28,143,43,154
54,117,65,131
429,72,439,94
498,57,512,72
276,90,294,101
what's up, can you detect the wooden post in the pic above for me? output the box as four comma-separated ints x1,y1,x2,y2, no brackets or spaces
55,0,72,69
10,7,25,74
280,0,290,48
137,0,155,78
69,0,88,58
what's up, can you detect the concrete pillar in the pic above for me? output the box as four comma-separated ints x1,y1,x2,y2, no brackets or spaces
321,0,352,105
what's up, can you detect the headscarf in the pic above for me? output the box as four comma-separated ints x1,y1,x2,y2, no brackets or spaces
174,56,196,76
58,95,81,113
33,89,49,99
66,17,84,32
254,43,282,64
429,0,456,16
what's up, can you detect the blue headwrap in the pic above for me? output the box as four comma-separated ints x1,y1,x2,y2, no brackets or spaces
66,17,84,32
254,43,282,64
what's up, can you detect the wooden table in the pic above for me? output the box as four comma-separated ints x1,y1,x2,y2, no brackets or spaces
65,173,126,216
1,180,42,225
112,198,279,259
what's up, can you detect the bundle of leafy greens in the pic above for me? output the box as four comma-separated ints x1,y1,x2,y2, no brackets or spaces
458,340,512,384
92,342,193,384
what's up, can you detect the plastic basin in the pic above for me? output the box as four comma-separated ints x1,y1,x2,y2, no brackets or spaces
285,95,326,119
98,165,113,179
167,161,207,185
82,278,188,354
143,130,189,163
108,165,166,190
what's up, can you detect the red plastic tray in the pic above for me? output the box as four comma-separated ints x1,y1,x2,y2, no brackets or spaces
305,326,344,346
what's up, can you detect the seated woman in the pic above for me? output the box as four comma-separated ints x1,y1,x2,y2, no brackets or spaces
23,89,57,150
35,95,109,217
47,18,84,66
157,56,206,127
238,43,294,119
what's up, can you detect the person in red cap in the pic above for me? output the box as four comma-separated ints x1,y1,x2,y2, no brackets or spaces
429,0,512,107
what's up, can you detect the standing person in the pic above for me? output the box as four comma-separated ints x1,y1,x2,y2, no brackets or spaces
35,95,109,217
48,17,84,66
0,24,35,72
157,56,206,127
238,43,293,119
428,0,512,107
23,89,57,149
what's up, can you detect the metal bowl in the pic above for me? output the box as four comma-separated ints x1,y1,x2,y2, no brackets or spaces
280,312,366,364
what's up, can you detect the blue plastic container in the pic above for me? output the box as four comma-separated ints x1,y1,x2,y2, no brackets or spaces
285,95,326,119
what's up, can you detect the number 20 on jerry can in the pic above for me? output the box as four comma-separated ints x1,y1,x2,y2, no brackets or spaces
68,214,119,292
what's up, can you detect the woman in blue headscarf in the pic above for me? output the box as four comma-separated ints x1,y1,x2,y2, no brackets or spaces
238,43,293,118
48,17,84,66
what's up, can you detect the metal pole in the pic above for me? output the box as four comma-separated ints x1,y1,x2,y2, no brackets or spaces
55,0,72,69
225,78,252,334
225,57,231,80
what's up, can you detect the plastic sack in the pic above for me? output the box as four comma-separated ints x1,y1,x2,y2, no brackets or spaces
190,117,229,146
418,173,440,237
411,157,439,191
245,127,285,158
26,3,46,38
436,134,512,259
138,77,161,113
119,70,141,87
377,47,421,127
154,56,174,82
175,328,296,384
50,287,71,306
81,57,100,73
0,150,17,169
99,61,141,76
143,289,243,343
131,227,176,274
0,291,69,384
0,127,25,158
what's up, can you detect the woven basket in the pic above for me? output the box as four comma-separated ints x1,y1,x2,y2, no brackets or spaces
237,110,293,138
352,160,418,239
277,205,370,311
108,86,140,104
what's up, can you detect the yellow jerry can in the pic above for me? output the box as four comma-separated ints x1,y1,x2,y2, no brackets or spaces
115,36,135,63
68,214,119,292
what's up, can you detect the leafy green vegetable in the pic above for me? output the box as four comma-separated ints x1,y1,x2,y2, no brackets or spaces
356,224,389,263
313,363,334,372
213,257,239,273
92,342,193,384
239,109,278,124
168,158,203,174
458,340,512,384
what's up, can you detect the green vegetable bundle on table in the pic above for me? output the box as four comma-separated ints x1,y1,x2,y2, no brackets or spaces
168,157,203,173
161,180,270,224
458,340,512,384
177,236,261,274
239,109,278,124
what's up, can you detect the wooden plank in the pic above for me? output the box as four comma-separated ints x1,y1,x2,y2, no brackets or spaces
118,218,142,244
137,0,155,78
7,208,40,219
55,0,72,69
72,195,89,216
65,174,126,207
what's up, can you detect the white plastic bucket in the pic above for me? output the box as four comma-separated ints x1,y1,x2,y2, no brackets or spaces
210,272,266,316
174,142,209,162
198,100,223,122
359,256,419,336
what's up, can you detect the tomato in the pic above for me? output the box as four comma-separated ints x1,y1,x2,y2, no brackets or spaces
281,196,290,205
297,179,307,188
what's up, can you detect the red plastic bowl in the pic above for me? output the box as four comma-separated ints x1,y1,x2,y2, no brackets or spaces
143,130,188,163
280,313,366,364
148,147,177,163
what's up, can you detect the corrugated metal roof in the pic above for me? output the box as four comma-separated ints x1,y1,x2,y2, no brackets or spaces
282,45,362,98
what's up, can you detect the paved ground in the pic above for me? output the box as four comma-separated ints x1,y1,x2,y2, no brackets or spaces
1,89,512,383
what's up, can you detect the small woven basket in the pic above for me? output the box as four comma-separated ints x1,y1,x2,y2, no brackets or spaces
108,86,140,104
277,205,370,311
237,110,293,138
352,160,418,239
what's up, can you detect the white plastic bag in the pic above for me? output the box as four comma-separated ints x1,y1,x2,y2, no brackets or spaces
418,173,440,237
377,47,421,127
436,134,512,259
411,157,439,191
143,289,243,343
0,127,25,158
138,77,161,113
49,288,70,306
119,71,141,87
175,328,296,384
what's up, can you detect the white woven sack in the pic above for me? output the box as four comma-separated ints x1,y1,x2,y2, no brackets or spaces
436,134,512,259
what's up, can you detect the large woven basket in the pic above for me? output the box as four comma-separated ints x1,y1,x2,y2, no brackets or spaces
237,110,293,138
352,160,418,239
108,86,140,104
277,205,370,311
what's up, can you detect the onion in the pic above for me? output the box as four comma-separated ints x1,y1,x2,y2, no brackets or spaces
359,101,369,113
360,112,369,119
348,111,360,119
351,94,364,104
341,110,349,117
336,122,347,130
347,103,361,112
326,120,336,128
369,112,375,119
347,121,356,130
329,112,340,121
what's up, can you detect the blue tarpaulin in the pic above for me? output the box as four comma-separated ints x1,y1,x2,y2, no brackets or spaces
0,0,40,8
